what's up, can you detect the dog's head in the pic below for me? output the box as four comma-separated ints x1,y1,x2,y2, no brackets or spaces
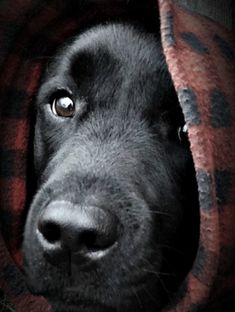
23,24,199,312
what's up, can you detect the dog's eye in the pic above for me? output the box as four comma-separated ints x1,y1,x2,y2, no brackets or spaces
178,124,188,142
52,97,75,118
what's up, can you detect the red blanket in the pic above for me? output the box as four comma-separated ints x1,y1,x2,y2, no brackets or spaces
0,1,235,311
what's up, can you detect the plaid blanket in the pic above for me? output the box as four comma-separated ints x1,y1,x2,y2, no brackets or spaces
0,0,234,311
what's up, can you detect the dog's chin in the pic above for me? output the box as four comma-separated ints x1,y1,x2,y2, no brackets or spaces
46,288,164,312
26,276,164,312
25,269,166,312
47,300,113,312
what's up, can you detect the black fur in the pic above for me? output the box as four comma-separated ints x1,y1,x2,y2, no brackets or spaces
23,15,199,312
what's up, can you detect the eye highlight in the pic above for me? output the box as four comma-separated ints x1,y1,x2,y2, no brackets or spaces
178,124,188,142
51,96,75,118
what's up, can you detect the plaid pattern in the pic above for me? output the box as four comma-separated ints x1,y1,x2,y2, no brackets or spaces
159,1,235,311
0,0,234,311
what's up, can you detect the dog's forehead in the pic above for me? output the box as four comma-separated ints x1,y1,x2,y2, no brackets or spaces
50,23,163,77
38,23,171,116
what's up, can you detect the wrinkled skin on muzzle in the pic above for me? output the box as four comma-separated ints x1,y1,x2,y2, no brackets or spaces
23,23,199,312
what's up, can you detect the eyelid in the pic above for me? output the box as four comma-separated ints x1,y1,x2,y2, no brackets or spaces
36,81,73,106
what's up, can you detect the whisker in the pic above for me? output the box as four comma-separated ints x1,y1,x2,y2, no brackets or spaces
129,208,174,218
157,275,172,299
142,285,158,303
143,269,176,277
131,287,144,310
149,209,174,217
141,266,172,300
157,244,184,256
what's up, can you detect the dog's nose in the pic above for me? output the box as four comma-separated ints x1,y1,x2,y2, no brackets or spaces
37,201,118,262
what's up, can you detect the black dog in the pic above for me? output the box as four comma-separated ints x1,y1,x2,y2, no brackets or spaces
23,18,199,312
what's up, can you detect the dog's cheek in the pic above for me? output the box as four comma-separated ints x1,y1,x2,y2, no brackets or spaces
34,111,60,179
34,122,45,175
34,106,55,176
23,191,64,294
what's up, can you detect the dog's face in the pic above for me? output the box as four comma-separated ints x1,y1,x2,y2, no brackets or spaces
23,24,198,312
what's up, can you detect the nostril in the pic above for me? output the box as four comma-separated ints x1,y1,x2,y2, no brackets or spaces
38,221,61,244
81,230,99,251
81,230,114,252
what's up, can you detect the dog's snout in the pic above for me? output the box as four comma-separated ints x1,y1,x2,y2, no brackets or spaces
37,201,118,262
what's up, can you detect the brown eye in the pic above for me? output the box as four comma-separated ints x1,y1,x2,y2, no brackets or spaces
52,97,75,117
